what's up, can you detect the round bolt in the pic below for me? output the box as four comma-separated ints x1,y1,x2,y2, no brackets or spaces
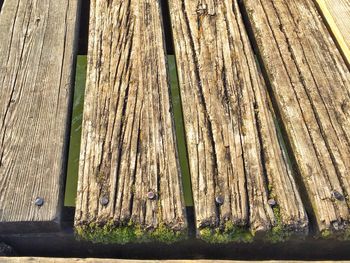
147,191,156,200
332,190,344,201
215,196,224,206
34,197,44,207
100,196,109,206
268,198,277,206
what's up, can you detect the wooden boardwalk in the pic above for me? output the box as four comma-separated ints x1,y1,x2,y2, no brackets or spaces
0,0,350,246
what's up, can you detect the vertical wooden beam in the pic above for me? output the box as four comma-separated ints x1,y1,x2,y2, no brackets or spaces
74,0,187,243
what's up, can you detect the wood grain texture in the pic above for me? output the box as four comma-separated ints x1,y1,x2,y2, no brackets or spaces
314,0,350,65
0,0,80,233
242,0,350,237
74,0,187,243
3,259,350,263
168,0,308,241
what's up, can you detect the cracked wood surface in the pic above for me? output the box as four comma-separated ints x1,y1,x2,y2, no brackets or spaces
243,0,350,236
314,0,350,65
74,0,187,240
0,0,80,232
168,0,308,238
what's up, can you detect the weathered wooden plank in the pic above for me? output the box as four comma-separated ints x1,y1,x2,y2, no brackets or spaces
0,0,80,233
2,259,350,263
4,259,350,263
242,0,350,238
314,0,350,65
168,0,308,242
74,0,187,243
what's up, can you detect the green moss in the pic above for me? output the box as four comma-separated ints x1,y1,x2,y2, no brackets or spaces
321,229,332,239
199,222,254,244
319,226,350,240
343,227,350,240
266,206,292,243
75,221,187,244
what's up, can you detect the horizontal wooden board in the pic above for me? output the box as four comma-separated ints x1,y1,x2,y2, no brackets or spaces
242,0,350,238
0,0,80,232
3,259,350,263
168,0,308,242
74,0,187,243
314,0,350,65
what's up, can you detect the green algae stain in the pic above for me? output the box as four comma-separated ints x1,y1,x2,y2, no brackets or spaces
168,55,194,207
64,56,86,207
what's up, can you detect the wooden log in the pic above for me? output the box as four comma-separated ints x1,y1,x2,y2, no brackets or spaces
242,0,350,238
0,0,80,233
168,0,308,242
74,0,187,244
313,0,350,65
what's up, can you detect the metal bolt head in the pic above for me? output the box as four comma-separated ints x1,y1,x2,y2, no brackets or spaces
147,191,156,200
332,190,344,201
34,197,44,207
215,196,224,206
100,196,109,206
268,198,277,206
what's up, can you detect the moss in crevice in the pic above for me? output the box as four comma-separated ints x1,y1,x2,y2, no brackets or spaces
75,221,187,244
266,206,293,243
320,229,332,239
199,222,254,244
320,225,350,241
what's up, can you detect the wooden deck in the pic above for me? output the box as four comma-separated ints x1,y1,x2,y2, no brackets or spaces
1,0,350,250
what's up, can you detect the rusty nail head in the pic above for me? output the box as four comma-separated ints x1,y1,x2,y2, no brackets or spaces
215,196,224,205
268,198,277,206
147,191,156,200
35,197,44,207
100,196,109,206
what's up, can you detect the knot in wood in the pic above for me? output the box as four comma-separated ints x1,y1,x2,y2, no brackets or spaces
196,3,207,15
